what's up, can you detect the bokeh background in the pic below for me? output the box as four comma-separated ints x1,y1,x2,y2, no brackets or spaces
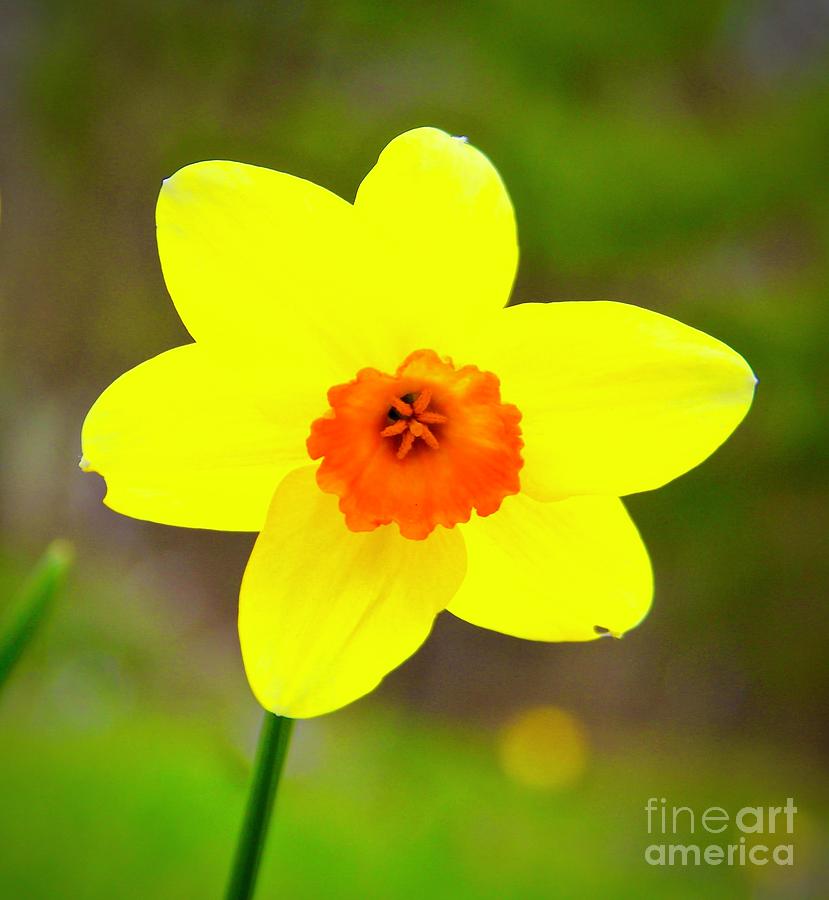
1,1,828,897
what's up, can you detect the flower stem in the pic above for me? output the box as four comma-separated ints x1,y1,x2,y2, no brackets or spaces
225,712,294,900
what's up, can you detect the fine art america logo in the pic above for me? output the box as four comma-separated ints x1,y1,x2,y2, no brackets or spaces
644,798,797,867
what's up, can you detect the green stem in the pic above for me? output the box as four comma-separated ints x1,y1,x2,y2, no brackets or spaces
225,712,294,900
0,540,73,694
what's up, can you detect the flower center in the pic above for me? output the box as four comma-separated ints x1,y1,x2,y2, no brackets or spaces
380,389,447,459
307,349,523,540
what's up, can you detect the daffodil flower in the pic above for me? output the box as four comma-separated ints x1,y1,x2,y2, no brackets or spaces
81,127,756,718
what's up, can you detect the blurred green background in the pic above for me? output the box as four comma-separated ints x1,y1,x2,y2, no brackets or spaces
1,0,828,897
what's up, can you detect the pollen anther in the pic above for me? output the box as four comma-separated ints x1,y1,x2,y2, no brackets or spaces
380,419,408,438
390,396,414,417
382,389,445,458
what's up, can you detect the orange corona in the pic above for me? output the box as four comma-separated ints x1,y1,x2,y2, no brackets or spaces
308,349,524,539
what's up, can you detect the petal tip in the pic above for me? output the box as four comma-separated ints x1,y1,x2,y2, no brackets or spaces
593,625,623,639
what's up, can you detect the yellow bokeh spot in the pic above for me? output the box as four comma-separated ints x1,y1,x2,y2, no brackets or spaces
499,705,589,791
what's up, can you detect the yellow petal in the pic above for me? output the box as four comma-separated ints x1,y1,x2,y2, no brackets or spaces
81,344,312,530
157,131,517,371
156,159,393,372
448,492,652,641
460,301,756,500
239,466,467,718
355,127,518,355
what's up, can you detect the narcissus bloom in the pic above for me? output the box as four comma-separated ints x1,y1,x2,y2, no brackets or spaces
81,128,756,717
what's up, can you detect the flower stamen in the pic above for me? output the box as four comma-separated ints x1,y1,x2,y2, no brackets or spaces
382,390,446,458
380,419,409,438
412,389,432,415
418,411,448,425
397,429,416,459
418,422,439,449
389,396,414,417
